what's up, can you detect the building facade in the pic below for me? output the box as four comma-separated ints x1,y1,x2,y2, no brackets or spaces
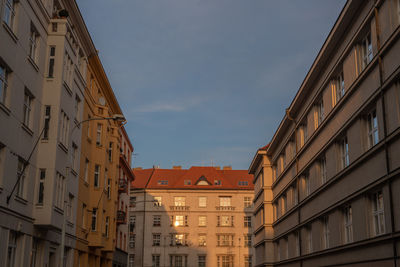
113,126,134,267
250,0,400,266
129,166,254,267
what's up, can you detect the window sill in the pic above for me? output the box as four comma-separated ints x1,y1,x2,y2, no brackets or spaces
0,102,11,115
27,57,39,72
14,195,28,205
35,203,44,208
40,139,49,144
63,81,73,96
21,123,34,136
58,142,68,153
2,22,18,43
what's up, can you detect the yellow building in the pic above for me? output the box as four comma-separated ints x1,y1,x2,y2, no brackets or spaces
75,54,124,267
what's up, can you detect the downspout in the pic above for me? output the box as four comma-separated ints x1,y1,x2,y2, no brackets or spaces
374,6,396,266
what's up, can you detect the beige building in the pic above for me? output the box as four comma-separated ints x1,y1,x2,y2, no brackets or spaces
250,0,400,266
129,166,254,267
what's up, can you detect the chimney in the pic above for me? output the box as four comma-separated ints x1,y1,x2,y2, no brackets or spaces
223,166,232,170
173,166,182,170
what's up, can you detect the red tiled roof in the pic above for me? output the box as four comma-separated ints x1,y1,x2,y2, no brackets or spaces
131,166,253,190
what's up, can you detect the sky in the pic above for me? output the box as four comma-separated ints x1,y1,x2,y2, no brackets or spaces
78,0,346,170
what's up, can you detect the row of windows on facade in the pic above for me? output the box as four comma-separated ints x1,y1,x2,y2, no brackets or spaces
273,103,381,219
157,179,249,187
274,190,385,261
128,232,252,248
128,215,252,229
128,254,252,267
272,31,374,179
130,196,253,208
5,229,73,267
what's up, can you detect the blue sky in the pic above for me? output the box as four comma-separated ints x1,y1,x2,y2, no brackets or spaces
78,0,346,170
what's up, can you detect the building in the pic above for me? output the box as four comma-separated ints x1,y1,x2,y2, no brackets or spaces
74,53,126,267
113,126,135,267
0,0,95,266
129,166,254,267
250,0,400,266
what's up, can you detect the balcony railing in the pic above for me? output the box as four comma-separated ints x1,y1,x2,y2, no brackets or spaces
118,179,128,192
216,206,235,211
169,206,190,211
117,210,126,224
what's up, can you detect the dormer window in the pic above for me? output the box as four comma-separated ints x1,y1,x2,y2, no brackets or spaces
214,180,221,185
184,180,191,185
238,181,249,186
157,180,168,185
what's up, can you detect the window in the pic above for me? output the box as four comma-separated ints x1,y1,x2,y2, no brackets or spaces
3,0,16,29
278,154,285,174
96,124,102,146
174,196,186,206
37,169,45,204
91,208,97,231
170,234,188,246
372,191,385,236
108,142,113,162
280,194,287,215
339,136,349,169
314,99,324,129
59,111,69,146
198,196,207,207
94,165,100,188
214,179,221,185
129,196,136,207
157,180,168,185
74,95,81,121
320,156,327,184
107,179,111,199
198,216,207,227
184,179,191,185
219,196,231,207
16,158,26,198
129,234,135,248
217,234,234,247
294,231,300,256
198,234,206,246
173,215,187,227
217,215,234,227
217,255,234,267
29,25,39,63
343,206,353,243
244,216,251,227
7,230,17,267
238,181,249,186
84,159,89,183
55,173,65,209
360,32,373,71
305,225,312,253
43,106,51,139
23,90,34,127
82,204,86,229
170,255,187,267
0,64,9,105
322,216,330,249
244,256,252,267
154,196,162,206
153,215,161,227
71,143,78,171
244,197,252,208
333,72,345,106
302,173,310,197
198,255,206,267
129,216,135,233
367,109,379,148
299,124,307,148
105,216,109,237
152,234,161,246
48,46,56,77
66,194,73,221
129,254,134,267
30,238,38,267
152,254,160,267
244,234,252,247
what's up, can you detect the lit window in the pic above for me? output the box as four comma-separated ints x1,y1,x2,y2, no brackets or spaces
170,234,187,246
174,196,186,206
198,216,207,227
371,191,385,236
172,215,187,227
343,206,353,243
23,90,34,128
198,196,207,207
154,196,162,206
198,234,207,247
367,109,379,148
219,196,231,207
0,65,9,106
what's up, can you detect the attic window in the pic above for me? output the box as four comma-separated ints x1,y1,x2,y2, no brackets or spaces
238,181,249,186
157,180,168,185
184,180,191,185
214,180,221,185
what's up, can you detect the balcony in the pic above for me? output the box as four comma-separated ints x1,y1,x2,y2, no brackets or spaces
170,206,190,211
117,210,126,224
216,206,235,211
118,179,128,192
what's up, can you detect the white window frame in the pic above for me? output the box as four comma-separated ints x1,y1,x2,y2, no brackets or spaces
3,0,16,30
198,215,207,227
29,25,39,63
96,123,102,146
23,91,34,127
372,191,385,236
174,196,185,206
154,196,162,206
244,234,251,247
339,136,349,169
361,32,373,70
367,109,379,148
153,215,161,227
16,158,26,198
344,206,353,243
152,254,160,267
198,196,207,207
219,196,231,207
152,234,161,246
244,196,252,208
94,165,100,188
7,230,17,267
0,65,9,105
320,156,327,184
